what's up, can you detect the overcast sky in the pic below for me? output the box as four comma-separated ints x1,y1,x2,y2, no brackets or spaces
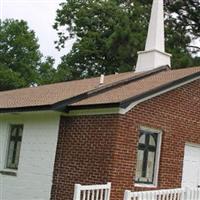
0,0,74,66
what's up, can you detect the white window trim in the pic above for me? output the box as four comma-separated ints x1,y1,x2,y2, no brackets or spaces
0,124,18,175
1,123,24,174
134,126,162,188
3,124,12,170
6,124,23,170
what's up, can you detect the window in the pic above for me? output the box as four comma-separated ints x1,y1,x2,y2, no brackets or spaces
6,125,23,170
135,128,161,185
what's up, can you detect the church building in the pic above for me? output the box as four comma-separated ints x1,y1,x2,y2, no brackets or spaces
0,0,199,200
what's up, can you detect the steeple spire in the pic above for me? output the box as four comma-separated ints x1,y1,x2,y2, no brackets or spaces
135,0,171,72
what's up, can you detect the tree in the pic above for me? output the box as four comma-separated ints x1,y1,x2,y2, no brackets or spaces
37,56,57,85
0,19,41,91
166,0,200,53
0,63,25,91
0,19,60,91
165,0,200,68
54,57,73,82
54,0,149,79
54,0,200,79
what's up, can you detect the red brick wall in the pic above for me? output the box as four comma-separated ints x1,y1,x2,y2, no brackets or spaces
50,115,120,200
51,80,200,200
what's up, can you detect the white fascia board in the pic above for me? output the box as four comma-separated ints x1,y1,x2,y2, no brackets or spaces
64,76,200,116
119,76,200,114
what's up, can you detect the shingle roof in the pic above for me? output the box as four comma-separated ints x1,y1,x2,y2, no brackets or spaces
0,66,200,112
72,66,200,107
0,71,140,109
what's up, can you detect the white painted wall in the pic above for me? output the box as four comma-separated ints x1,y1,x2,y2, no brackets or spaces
0,112,60,200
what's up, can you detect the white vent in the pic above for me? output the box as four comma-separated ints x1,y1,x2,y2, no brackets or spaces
100,74,104,85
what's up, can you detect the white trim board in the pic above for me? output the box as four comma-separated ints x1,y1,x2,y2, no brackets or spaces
119,76,200,114
65,76,200,116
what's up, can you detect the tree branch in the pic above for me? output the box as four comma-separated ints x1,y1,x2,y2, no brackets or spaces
187,45,200,50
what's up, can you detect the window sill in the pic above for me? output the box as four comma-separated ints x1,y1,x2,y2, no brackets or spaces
0,169,17,176
135,183,157,188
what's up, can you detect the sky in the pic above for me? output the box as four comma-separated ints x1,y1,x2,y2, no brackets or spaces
0,0,74,66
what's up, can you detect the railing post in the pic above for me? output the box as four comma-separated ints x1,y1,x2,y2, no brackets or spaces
181,188,185,200
73,184,81,200
106,182,112,200
124,190,132,200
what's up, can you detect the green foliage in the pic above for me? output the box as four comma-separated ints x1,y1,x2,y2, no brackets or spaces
0,19,58,91
54,57,73,82
166,0,200,43
0,63,26,91
37,57,57,85
54,0,200,79
165,0,200,67
54,0,150,78
0,19,41,90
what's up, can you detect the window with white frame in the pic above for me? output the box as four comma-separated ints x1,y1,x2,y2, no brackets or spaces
135,128,161,185
6,125,23,170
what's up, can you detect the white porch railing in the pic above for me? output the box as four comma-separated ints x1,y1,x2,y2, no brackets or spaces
124,188,200,200
73,182,111,200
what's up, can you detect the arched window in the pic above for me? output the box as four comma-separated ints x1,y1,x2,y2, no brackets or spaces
135,129,159,184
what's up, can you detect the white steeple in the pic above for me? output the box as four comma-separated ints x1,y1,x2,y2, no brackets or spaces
135,0,171,72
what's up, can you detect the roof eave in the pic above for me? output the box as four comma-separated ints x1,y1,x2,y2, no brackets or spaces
0,105,52,114
0,67,200,115
119,70,200,114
